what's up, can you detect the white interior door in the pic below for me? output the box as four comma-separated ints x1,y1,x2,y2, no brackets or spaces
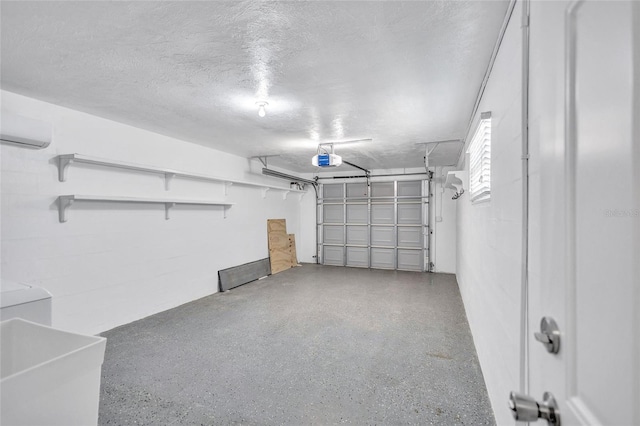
527,1,639,425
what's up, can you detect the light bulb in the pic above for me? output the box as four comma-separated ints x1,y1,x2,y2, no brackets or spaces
256,101,268,118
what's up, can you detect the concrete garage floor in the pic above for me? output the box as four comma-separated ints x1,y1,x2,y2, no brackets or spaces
99,264,495,425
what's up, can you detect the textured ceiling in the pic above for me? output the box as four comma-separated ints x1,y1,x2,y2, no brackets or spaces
1,1,508,174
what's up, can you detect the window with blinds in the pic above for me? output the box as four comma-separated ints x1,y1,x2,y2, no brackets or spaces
467,112,492,203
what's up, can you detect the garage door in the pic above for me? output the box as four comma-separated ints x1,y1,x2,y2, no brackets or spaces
318,180,429,271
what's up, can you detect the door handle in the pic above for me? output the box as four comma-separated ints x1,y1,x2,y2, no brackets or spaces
509,391,560,425
534,316,560,354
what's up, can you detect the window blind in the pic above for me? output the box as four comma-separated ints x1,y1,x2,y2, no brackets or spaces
468,112,491,203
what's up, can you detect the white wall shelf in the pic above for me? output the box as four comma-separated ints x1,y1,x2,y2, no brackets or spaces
57,154,307,196
57,195,234,223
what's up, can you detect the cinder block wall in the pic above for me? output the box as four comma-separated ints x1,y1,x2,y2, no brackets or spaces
455,2,523,424
1,90,315,335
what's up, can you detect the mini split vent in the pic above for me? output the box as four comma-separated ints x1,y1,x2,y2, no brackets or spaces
0,112,52,149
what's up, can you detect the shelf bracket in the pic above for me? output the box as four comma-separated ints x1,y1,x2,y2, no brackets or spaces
58,196,74,223
282,190,290,200
261,188,270,198
164,202,175,220
298,192,306,202
224,205,230,219
224,181,233,196
164,173,175,191
58,155,74,182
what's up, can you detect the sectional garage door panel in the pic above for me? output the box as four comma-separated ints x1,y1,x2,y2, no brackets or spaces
320,180,427,272
323,205,344,223
324,246,344,266
371,248,395,269
397,203,421,224
346,204,368,223
371,182,394,197
398,249,422,271
371,226,395,246
323,184,344,199
346,247,368,267
371,204,394,224
346,183,368,199
397,180,422,197
324,225,344,245
397,227,422,248
347,226,368,245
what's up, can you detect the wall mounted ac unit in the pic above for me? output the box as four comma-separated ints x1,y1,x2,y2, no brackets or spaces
0,112,52,149
444,170,467,200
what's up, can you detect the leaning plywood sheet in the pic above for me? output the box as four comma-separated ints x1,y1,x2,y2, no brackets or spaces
268,232,289,251
288,234,299,266
267,219,287,244
269,247,292,274
267,219,291,274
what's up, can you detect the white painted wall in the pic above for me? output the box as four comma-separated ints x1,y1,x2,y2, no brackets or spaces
1,90,315,335
455,2,522,425
431,166,457,274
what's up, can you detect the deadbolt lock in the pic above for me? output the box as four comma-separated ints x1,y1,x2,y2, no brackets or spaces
534,316,560,354
509,391,560,426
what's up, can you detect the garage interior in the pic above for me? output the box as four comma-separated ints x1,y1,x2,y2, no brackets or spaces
1,1,638,425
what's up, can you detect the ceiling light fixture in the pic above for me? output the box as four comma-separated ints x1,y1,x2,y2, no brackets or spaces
256,101,268,118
